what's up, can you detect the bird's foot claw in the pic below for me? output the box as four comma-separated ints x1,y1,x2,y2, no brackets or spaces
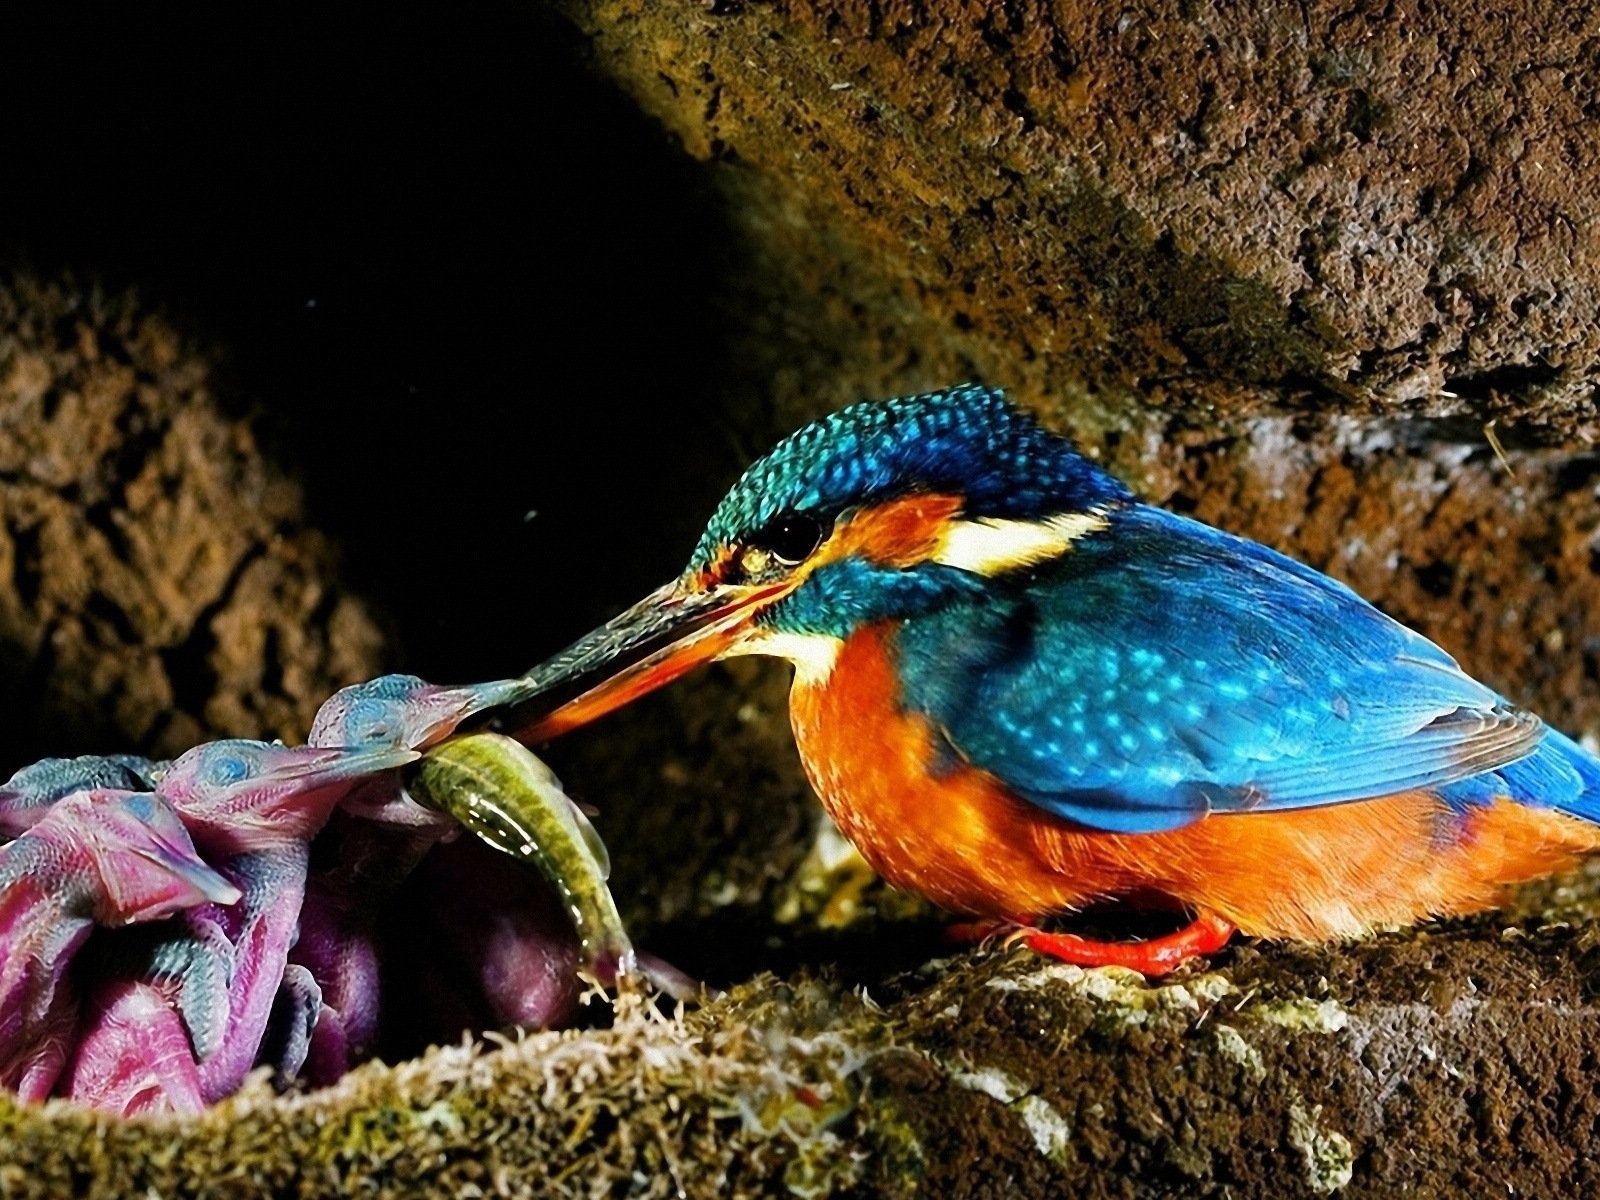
948,911,1235,975
266,965,323,1087
1016,911,1236,976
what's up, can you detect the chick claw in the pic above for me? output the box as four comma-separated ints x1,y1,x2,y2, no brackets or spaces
266,965,323,1087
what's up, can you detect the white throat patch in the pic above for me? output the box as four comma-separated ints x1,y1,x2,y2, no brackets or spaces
720,628,844,685
931,509,1110,575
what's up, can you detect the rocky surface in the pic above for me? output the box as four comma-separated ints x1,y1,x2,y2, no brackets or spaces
3,2,1600,1196
556,0,1600,439
0,276,388,765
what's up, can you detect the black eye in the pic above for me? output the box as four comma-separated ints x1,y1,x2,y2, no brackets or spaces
749,512,825,565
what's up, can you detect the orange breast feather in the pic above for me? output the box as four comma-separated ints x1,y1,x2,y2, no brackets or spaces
789,624,1600,940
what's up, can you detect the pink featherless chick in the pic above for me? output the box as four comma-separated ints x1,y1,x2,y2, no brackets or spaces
290,673,533,1083
123,739,417,1108
0,790,237,1103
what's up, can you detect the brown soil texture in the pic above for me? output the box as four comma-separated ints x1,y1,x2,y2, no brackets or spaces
0,275,388,764
557,0,1600,439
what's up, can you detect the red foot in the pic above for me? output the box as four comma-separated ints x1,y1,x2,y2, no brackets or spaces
948,911,1237,977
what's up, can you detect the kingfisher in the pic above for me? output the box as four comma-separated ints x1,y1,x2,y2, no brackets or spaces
514,386,1600,974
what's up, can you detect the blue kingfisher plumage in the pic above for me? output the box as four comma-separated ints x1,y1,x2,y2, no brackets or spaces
519,386,1600,972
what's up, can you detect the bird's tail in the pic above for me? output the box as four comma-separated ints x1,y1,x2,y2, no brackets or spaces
1512,727,1600,826
1437,724,1600,826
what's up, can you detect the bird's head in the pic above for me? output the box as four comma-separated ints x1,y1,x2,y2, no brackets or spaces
42,791,241,922
157,739,421,852
308,674,531,751
519,386,1130,740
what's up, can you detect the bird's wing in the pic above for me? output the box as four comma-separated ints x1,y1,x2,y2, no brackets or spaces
896,505,1541,834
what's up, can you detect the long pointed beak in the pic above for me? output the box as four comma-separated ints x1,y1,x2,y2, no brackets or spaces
410,678,541,749
131,844,243,907
271,744,422,786
504,579,788,743
212,746,422,807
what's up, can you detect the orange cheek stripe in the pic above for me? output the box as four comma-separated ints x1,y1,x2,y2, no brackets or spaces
819,494,964,570
689,550,733,589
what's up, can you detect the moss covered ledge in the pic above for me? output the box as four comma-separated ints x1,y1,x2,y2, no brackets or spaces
6,870,1600,1198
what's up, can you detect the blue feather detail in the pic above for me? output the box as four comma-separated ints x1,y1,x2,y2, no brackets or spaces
892,505,1542,834
690,386,1129,568
761,557,990,640
1535,729,1600,822
1438,728,1600,823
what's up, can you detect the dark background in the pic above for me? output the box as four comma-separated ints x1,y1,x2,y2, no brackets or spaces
0,6,740,681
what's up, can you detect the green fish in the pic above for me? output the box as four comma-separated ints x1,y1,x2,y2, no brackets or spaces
409,732,637,986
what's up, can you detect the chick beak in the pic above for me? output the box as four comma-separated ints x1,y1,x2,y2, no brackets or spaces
129,843,243,908
263,745,423,790
506,578,788,743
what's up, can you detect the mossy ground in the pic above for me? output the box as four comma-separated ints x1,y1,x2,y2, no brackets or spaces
8,863,1600,1197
